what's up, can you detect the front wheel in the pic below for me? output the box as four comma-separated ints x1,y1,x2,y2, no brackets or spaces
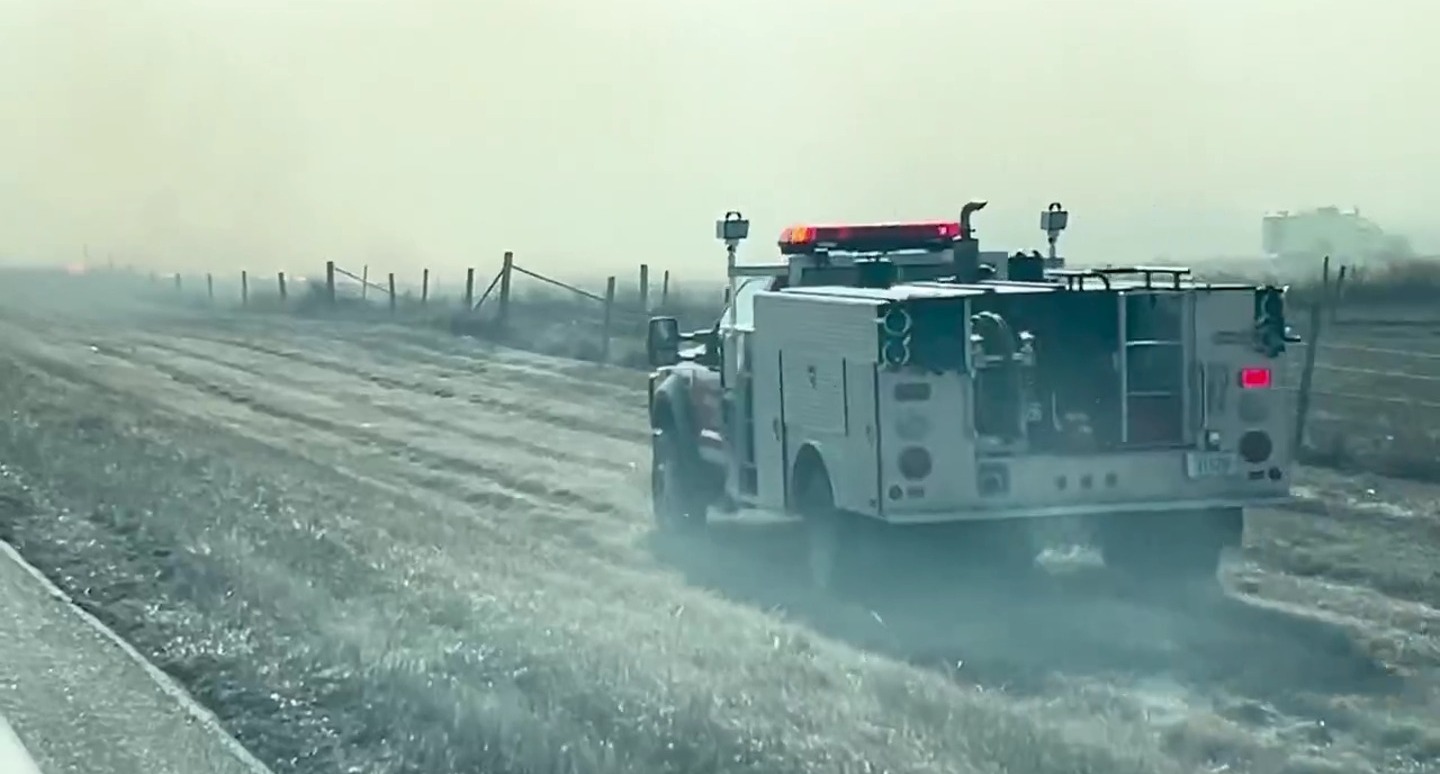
651,425,707,533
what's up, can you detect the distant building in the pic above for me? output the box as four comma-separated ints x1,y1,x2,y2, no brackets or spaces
1261,206,1414,267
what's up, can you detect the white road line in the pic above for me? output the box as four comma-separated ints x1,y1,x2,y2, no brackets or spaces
0,539,274,774
0,714,43,774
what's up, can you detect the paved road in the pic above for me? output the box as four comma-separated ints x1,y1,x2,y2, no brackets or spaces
1,714,42,774
0,542,268,774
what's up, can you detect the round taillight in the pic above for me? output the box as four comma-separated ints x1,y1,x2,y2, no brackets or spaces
898,446,933,480
1239,431,1273,464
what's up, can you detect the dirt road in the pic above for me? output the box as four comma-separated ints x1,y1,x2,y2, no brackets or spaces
0,279,1435,773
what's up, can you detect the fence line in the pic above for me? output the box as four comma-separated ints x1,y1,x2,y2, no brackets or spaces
1303,388,1440,410
130,253,682,366
1312,363,1440,382
510,264,606,303
1304,341,1440,360
332,264,391,297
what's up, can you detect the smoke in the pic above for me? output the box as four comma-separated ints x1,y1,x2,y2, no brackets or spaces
0,0,1435,280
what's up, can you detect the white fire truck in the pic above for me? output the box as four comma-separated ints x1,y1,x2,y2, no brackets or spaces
645,201,1298,593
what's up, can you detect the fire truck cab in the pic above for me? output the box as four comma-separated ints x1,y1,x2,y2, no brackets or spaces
646,201,1298,593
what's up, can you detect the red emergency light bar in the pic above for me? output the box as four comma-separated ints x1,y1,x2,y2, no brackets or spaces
778,220,963,255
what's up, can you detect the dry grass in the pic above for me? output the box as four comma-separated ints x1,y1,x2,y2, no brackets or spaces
0,306,1200,774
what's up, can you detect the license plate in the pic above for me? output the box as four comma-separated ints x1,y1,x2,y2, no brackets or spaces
1185,451,1237,479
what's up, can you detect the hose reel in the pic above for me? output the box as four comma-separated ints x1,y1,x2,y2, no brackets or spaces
880,305,913,369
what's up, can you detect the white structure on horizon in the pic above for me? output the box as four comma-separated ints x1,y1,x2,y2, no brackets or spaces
1261,205,1414,266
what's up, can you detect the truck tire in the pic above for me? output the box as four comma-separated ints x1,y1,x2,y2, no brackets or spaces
795,466,862,595
651,424,707,533
893,519,1037,588
1096,508,1237,590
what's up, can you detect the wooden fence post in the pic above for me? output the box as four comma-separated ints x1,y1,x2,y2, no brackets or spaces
1330,265,1348,324
361,265,369,300
241,271,248,307
278,272,287,304
464,268,475,308
497,251,514,326
638,263,650,313
421,268,429,305
206,273,214,302
1293,255,1331,457
601,275,616,362
388,273,396,314
325,260,337,306
661,270,670,307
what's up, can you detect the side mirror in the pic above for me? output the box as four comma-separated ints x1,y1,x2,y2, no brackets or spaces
646,316,681,367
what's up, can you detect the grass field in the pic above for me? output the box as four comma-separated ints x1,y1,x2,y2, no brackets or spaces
1,266,1438,773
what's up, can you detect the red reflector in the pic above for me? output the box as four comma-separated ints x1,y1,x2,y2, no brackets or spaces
1239,367,1272,389
778,220,962,254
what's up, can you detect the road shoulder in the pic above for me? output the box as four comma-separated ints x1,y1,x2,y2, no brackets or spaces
0,538,271,774
0,714,42,774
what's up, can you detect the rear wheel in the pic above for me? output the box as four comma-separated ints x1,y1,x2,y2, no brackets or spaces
651,425,707,533
1095,508,1240,590
887,519,1038,588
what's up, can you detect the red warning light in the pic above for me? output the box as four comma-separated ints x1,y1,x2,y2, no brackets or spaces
1238,367,1272,389
778,221,963,255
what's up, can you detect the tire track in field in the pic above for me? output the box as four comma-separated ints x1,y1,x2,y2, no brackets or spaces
206,314,647,393
354,333,644,395
264,325,649,410
0,316,646,549
132,335,638,475
11,329,632,521
117,347,629,517
1,341,629,577
176,332,648,445
171,319,645,402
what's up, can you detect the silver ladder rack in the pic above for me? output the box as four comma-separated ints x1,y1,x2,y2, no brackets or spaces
1118,293,1190,446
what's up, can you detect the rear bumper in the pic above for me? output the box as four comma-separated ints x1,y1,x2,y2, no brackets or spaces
880,494,1293,525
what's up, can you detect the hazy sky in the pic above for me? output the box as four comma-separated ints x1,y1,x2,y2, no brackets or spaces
0,0,1435,282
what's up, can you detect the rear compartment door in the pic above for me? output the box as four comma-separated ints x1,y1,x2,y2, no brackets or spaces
1193,289,1292,480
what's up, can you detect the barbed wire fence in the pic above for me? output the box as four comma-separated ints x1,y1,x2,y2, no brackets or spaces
1285,256,1440,476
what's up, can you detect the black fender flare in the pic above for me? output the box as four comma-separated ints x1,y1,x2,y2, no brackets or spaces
649,373,712,503
788,441,832,512
651,373,700,453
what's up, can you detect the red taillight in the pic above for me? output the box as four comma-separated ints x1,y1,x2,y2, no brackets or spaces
1239,367,1272,389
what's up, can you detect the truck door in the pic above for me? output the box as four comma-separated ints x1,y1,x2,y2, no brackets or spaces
718,277,770,497
690,357,726,466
